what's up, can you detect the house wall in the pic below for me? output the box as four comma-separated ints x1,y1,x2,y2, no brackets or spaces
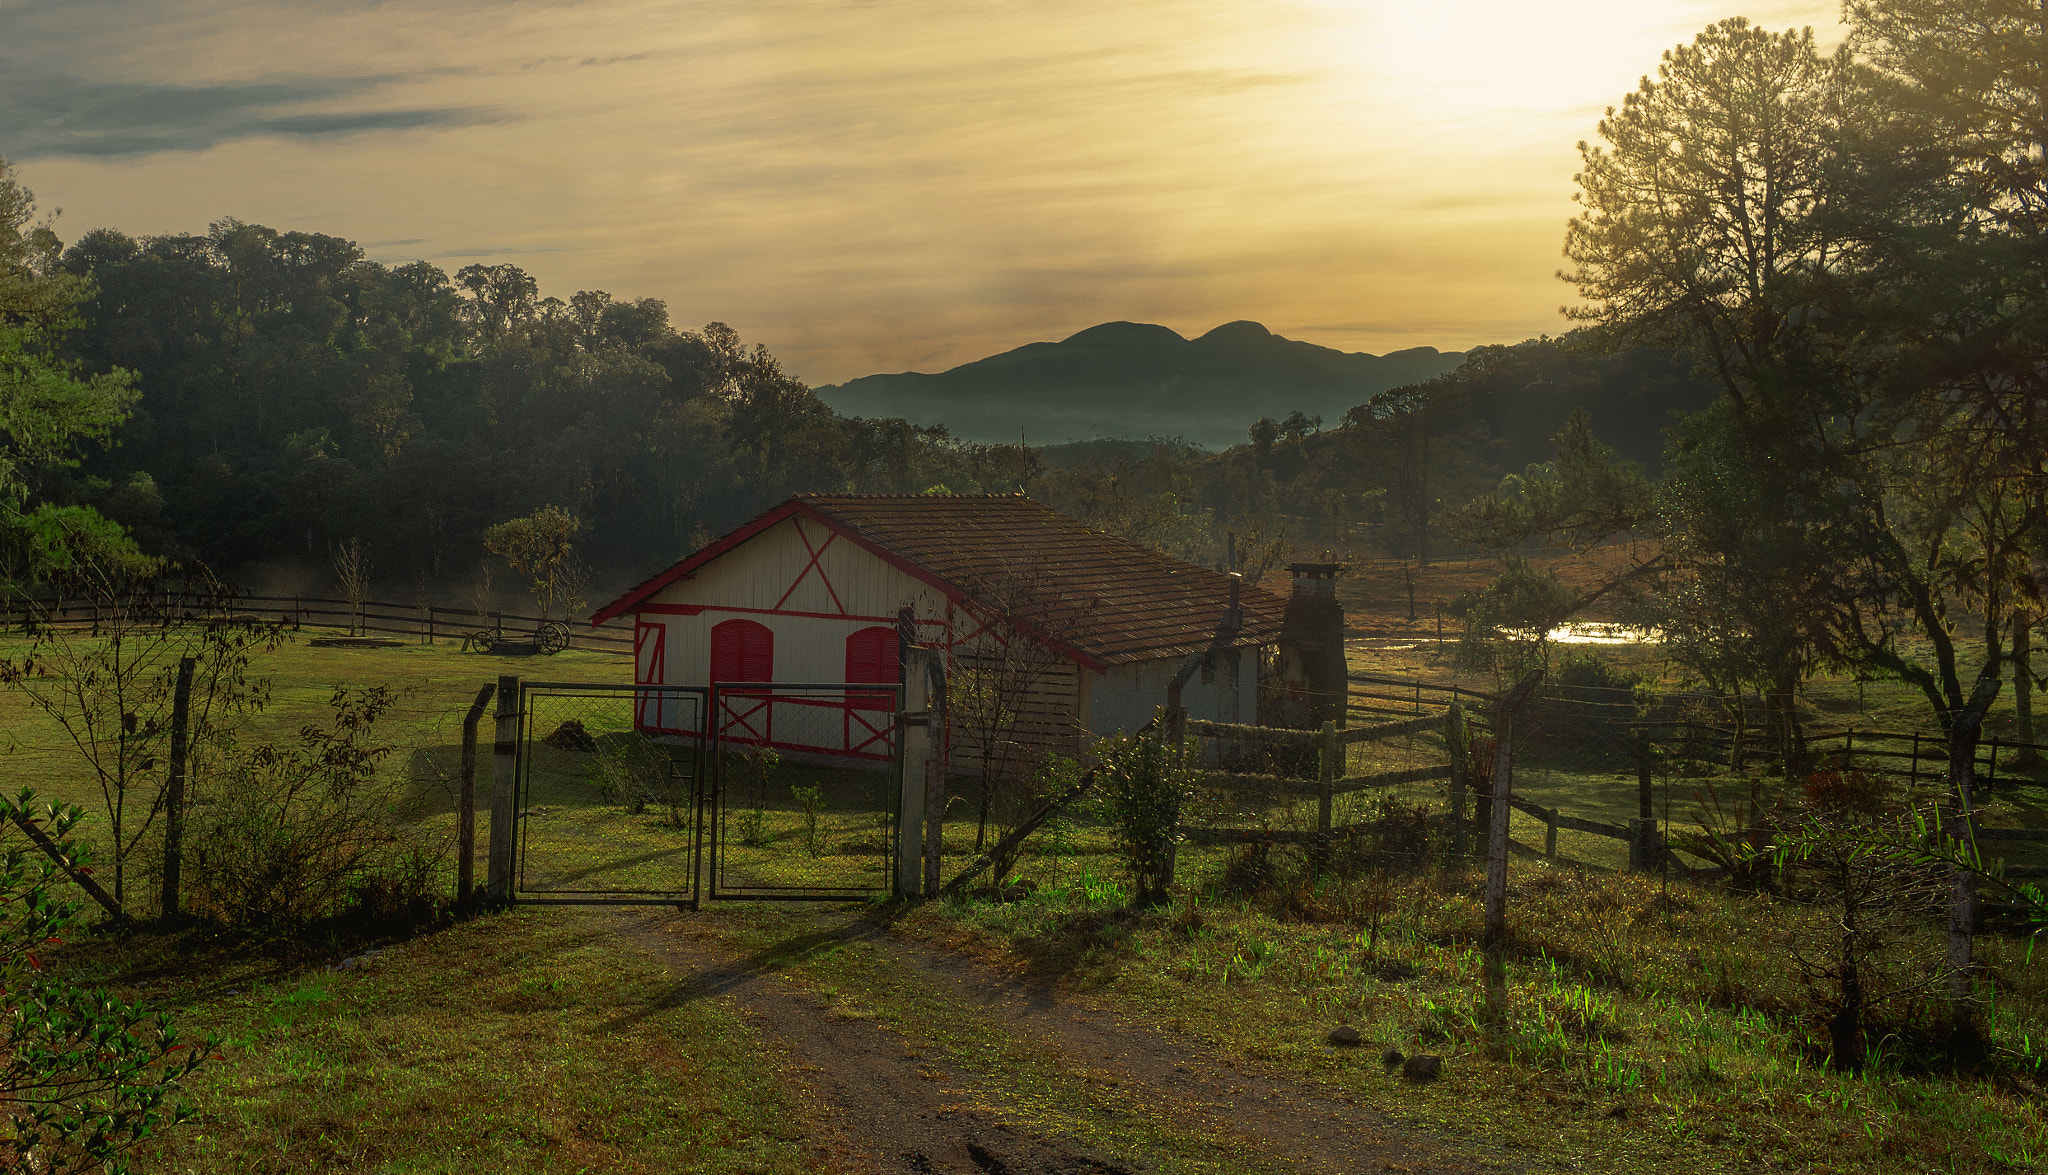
628,510,1260,763
1087,646,1263,737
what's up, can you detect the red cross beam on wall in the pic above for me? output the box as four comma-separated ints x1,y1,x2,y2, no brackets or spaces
774,517,848,614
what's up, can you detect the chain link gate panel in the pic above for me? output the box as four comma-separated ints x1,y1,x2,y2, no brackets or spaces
710,682,902,901
515,682,709,906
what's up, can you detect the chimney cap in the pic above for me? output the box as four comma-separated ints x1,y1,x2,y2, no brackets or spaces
1288,562,1341,578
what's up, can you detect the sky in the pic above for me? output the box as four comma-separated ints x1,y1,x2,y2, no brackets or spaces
0,0,1844,386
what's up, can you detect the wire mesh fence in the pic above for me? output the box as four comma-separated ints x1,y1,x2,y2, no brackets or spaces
709,684,900,899
514,684,706,903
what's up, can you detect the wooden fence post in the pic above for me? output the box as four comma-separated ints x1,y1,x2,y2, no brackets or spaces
1543,807,1557,861
487,674,522,905
1945,672,2000,1051
1318,719,1337,834
458,682,495,904
1446,702,1467,860
1485,669,1544,1024
158,657,196,921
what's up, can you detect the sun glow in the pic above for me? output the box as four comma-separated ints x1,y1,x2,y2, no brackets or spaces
7,0,1844,383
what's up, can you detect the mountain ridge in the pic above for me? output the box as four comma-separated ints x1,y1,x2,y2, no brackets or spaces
816,320,1466,448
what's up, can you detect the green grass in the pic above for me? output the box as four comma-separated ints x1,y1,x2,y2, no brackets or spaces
0,630,632,913
56,907,811,1174
898,863,2048,1175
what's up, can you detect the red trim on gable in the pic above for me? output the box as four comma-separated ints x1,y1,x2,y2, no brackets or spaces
589,499,809,625
590,497,1111,672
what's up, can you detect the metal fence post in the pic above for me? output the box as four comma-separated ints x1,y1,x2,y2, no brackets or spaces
487,674,522,905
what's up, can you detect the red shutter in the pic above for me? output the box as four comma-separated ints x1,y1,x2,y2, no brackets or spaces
844,626,898,710
710,619,774,684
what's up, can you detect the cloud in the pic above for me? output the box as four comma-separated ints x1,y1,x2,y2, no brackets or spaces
0,72,505,158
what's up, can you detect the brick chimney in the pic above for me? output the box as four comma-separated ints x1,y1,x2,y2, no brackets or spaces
1283,562,1345,728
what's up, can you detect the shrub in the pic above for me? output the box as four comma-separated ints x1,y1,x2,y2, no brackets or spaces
1,790,209,1172
185,686,415,926
1093,716,1199,907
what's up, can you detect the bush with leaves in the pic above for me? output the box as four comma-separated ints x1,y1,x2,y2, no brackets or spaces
0,790,208,1173
1752,771,1952,1069
185,685,423,926
1093,716,1199,907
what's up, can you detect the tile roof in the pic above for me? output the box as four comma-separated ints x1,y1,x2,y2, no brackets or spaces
593,494,1288,668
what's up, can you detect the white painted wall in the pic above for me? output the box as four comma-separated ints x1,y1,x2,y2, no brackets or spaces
1086,647,1261,736
638,514,948,691
633,511,1271,749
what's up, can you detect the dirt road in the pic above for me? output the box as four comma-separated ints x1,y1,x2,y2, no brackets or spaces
618,907,1516,1175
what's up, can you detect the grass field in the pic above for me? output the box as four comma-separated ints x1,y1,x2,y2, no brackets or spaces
80,908,812,1174
10,603,2048,1173
0,630,632,915
901,864,2048,1175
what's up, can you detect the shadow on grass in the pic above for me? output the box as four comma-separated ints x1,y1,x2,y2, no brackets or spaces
605,901,913,1030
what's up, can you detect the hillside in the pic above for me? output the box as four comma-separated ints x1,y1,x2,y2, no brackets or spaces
816,320,1465,448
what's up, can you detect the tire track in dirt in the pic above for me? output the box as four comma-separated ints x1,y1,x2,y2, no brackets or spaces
616,908,1517,1175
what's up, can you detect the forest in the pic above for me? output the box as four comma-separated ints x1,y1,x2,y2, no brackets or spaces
0,174,1714,606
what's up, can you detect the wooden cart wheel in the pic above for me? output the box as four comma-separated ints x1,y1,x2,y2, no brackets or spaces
536,621,571,655
463,628,496,654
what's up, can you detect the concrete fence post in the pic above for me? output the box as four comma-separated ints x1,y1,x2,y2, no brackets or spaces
487,674,522,905
922,648,949,896
897,656,931,898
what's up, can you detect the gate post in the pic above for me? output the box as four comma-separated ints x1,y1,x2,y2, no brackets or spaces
922,648,949,896
487,674,522,905
897,658,931,898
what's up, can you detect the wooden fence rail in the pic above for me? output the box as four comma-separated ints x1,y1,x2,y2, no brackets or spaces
2,593,635,654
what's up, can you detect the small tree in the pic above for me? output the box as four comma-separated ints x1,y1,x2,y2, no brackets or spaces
949,578,1080,853
1760,772,1958,1069
0,789,209,1172
0,573,285,913
484,505,580,620
1094,714,1199,907
330,536,370,636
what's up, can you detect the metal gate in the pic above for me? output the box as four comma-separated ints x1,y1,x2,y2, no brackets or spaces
515,682,709,906
709,682,902,901
509,680,901,905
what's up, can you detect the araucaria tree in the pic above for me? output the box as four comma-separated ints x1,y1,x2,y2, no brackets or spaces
1462,11,2048,1047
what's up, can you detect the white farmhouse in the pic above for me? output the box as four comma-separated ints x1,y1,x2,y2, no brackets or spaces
589,494,1301,766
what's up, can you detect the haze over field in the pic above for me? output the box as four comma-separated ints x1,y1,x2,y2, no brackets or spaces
2,0,1842,388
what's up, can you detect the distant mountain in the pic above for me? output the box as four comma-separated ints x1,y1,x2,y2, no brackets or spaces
815,321,1465,449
